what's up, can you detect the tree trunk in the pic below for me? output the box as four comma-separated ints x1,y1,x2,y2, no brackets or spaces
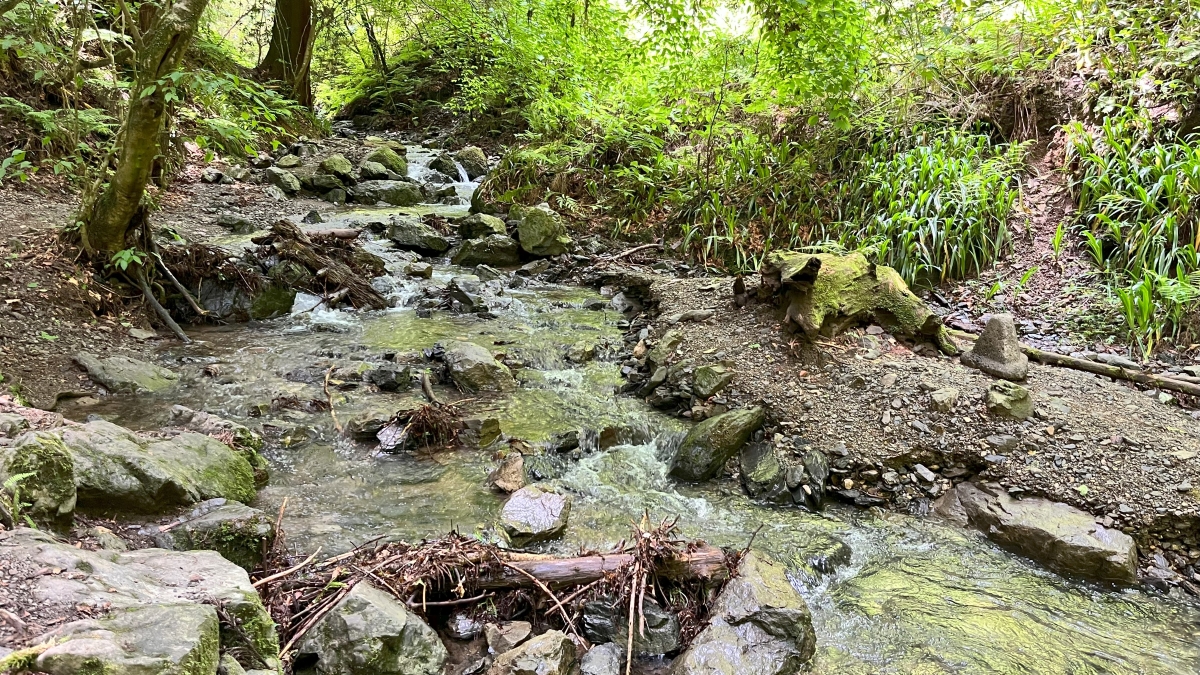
257,0,315,107
81,0,209,254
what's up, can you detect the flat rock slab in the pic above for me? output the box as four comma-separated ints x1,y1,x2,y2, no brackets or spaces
74,352,179,394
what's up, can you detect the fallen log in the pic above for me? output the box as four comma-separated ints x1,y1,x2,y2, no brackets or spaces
303,228,361,239
479,545,729,589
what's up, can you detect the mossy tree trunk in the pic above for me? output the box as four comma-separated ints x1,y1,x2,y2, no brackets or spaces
257,0,315,107
80,0,210,254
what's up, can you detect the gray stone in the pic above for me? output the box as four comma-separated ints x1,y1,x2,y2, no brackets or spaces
353,180,422,206
428,152,459,179
0,413,29,438
459,213,507,239
297,582,446,675
646,330,682,370
693,364,733,399
153,499,274,570
275,154,302,168
986,380,1033,420
581,643,623,675
929,387,958,412
739,441,788,502
406,262,434,279
486,630,575,675
512,203,573,257
583,597,680,656
444,341,516,393
487,452,525,493
454,146,489,180
961,314,1028,381
671,407,765,481
669,552,815,675
88,525,127,551
358,160,390,180
217,213,257,234
35,603,220,675
1094,352,1142,370
451,235,521,267
363,146,408,176
0,431,76,523
365,365,412,392
500,485,571,546
168,405,264,452
936,482,1137,584
74,352,179,394
449,275,485,311
475,264,505,282
265,166,301,193
517,259,550,277
264,185,288,201
323,188,347,204
484,621,531,654
387,215,450,253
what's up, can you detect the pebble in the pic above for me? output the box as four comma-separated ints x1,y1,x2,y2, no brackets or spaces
914,464,937,483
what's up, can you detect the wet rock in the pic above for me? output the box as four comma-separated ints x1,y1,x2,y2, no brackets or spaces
487,452,526,493
671,407,765,481
447,612,485,640
153,499,274,570
324,188,347,204
0,431,75,523
444,341,517,392
363,145,408,176
406,262,434,279
34,603,220,675
646,330,682,370
693,364,734,399
512,203,573,257
929,387,958,412
499,485,571,546
429,152,459,178
449,275,485,311
2,527,279,666
74,352,179,394
265,166,301,193
485,621,531,654
319,153,356,182
297,581,447,675
475,264,506,282
387,215,450,253
358,160,389,180
581,643,623,675
168,405,263,452
517,259,550,277
276,154,302,168
936,482,1137,584
217,213,257,234
986,380,1033,420
669,552,816,675
303,173,345,193
455,146,489,180
486,630,575,675
346,408,396,440
584,597,680,656
961,314,1029,381
353,180,422,206
739,441,788,502
365,364,413,392
452,235,521,267
793,448,829,510
459,213,507,239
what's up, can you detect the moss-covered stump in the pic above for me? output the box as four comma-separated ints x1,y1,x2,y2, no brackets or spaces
760,251,957,354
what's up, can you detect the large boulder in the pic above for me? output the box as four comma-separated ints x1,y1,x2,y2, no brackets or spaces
387,215,450,253
73,352,178,394
353,180,422,206
34,603,220,675
671,407,765,481
451,235,521,267
428,153,459,179
319,154,356,182
459,213,507,239
363,146,408,176
760,251,957,354
583,597,680,656
512,203,573,257
961,314,1029,381
444,341,516,393
153,499,274,570
669,552,815,675
486,630,576,675
454,146,489,180
2,527,280,669
58,421,256,513
296,582,446,675
358,160,390,180
934,482,1137,583
500,485,571,546
265,166,301,193
0,431,76,524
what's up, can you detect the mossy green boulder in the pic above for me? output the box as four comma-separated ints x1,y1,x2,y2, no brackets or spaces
671,406,765,481
512,203,573,257
73,352,179,394
0,431,76,525
154,499,275,570
362,145,408,176
319,153,356,182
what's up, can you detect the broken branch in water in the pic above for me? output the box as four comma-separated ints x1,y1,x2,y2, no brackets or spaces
322,368,342,433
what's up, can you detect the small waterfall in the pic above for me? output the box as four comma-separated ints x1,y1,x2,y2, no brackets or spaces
455,161,471,183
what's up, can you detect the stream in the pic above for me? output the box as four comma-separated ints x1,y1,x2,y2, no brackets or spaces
62,147,1200,674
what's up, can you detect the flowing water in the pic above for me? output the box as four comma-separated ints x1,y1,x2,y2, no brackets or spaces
63,149,1200,673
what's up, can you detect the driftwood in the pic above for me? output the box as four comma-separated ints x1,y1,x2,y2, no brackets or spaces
478,545,728,589
266,221,386,310
304,228,361,239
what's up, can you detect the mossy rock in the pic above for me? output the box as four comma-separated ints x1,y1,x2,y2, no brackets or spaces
362,146,408,176
319,154,356,181
154,499,275,571
671,407,765,481
761,251,957,354
0,431,76,525
250,283,296,320
512,203,573,257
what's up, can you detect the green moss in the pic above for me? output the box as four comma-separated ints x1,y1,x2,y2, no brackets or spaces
179,611,221,675
3,431,76,525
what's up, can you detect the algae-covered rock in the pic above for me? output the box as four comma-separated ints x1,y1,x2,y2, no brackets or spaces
265,166,301,193
444,341,516,393
669,552,815,675
512,203,573,257
693,363,734,399
353,180,422,206
428,152,459,178
73,352,178,394
0,431,76,524
319,154,356,182
34,603,220,675
500,485,571,546
387,215,450,253
939,482,1137,584
363,145,408,176
451,235,521,267
454,146,489,180
760,251,957,354
739,441,787,502
358,160,389,180
154,499,274,570
671,407,765,481
296,582,446,675
459,213,507,239
985,380,1032,420
646,330,682,370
